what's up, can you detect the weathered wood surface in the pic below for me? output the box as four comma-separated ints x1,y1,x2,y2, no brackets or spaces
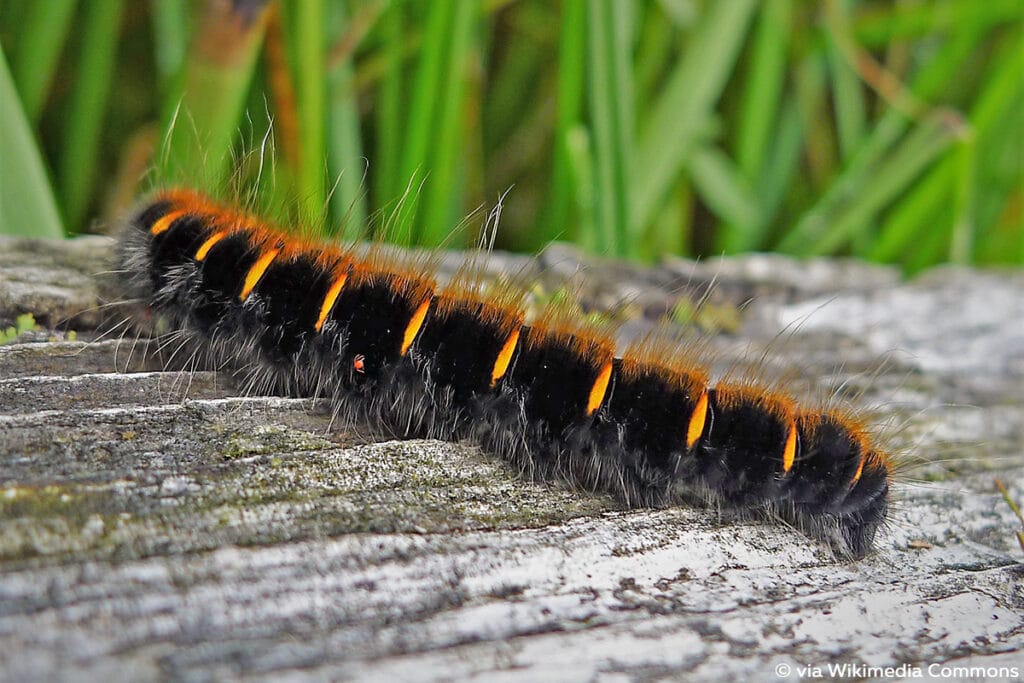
1,235,1022,682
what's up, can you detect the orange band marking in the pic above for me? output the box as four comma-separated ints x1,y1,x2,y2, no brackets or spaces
239,248,280,301
586,361,613,416
401,298,432,355
781,422,797,474
850,454,865,486
314,273,348,332
194,230,227,261
150,210,186,236
686,391,709,449
490,328,520,387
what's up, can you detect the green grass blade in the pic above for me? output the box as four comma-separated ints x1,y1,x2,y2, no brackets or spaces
11,0,77,123
159,2,270,191
586,0,633,256
326,3,368,240
418,0,477,247
633,2,679,107
57,0,123,232
642,179,689,259
566,125,596,252
951,33,1023,264
869,29,1022,266
394,2,455,245
755,96,803,229
903,209,952,275
690,145,761,238
0,46,64,238
151,0,188,101
719,0,790,254
780,114,959,256
631,0,756,237
825,0,869,254
373,2,403,212
795,49,834,194
292,0,325,221
949,135,977,265
972,99,1024,265
542,0,585,249
719,95,803,254
868,157,954,263
825,0,866,160
778,25,983,254
482,8,545,151
854,0,1022,47
735,0,790,181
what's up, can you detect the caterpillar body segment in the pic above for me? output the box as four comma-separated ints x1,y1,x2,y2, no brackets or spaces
117,189,892,558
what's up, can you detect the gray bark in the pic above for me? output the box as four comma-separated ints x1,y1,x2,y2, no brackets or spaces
1,236,1022,682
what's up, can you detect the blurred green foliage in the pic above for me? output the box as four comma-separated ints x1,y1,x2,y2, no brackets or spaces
0,312,39,344
0,0,1020,272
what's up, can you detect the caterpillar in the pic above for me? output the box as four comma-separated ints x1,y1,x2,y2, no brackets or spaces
115,188,892,559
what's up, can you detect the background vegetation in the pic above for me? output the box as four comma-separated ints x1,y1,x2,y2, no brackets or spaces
0,0,1020,273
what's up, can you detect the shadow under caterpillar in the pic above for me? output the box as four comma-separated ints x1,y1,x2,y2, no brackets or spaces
116,188,891,559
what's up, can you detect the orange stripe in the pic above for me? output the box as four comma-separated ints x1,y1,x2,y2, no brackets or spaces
586,361,613,416
781,422,797,474
400,298,432,355
239,248,280,301
850,454,865,486
194,230,227,261
314,273,348,332
490,328,520,387
150,210,186,236
686,391,709,449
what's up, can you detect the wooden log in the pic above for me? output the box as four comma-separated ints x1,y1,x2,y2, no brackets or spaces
1,236,1021,681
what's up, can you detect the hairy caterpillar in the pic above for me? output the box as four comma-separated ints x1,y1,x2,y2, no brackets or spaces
116,188,891,559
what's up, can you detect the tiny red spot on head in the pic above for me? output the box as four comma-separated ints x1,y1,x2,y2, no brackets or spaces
353,354,366,374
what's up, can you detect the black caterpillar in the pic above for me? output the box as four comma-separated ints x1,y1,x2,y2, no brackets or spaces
116,188,891,558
